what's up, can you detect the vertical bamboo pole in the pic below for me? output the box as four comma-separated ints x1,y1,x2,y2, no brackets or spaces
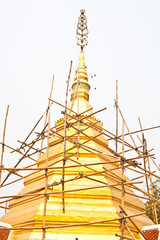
5,201,8,214
77,75,80,160
116,80,118,152
62,61,72,213
121,119,125,239
142,133,150,194
117,104,137,149
0,105,9,184
138,117,157,223
42,111,50,240
138,117,150,194
147,153,158,224
119,205,148,240
40,75,54,156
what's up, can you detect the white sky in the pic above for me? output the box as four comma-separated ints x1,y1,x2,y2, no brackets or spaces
0,0,160,215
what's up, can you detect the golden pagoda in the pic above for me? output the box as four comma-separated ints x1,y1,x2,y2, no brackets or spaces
0,9,154,240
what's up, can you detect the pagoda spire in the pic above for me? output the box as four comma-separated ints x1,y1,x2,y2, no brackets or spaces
69,10,92,114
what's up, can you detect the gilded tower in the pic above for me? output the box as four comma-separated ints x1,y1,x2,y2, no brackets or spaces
0,9,153,240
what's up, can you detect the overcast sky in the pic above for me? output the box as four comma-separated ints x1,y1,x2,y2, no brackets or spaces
0,0,160,215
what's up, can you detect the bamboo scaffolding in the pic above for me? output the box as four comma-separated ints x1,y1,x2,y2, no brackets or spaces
0,162,126,207
17,140,43,156
0,105,9,182
42,101,136,154
11,106,51,154
0,74,160,240
0,142,37,162
1,123,48,186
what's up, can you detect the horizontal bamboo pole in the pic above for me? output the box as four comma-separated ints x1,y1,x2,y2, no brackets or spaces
0,180,143,200
0,205,9,210
0,211,146,231
0,159,121,172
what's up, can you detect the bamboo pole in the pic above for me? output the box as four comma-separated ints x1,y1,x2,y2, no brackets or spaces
40,75,54,157
77,107,93,116
0,160,122,172
119,205,147,240
49,99,77,116
0,211,146,231
42,112,50,240
118,145,143,155
116,80,118,152
0,180,142,201
121,119,125,239
139,116,158,223
129,183,160,207
125,223,136,240
116,103,138,151
77,76,80,161
68,74,80,117
62,60,72,213
118,125,160,138
0,105,9,184
147,154,158,224
115,234,133,240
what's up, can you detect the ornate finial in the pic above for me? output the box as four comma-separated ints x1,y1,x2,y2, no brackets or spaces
76,9,89,51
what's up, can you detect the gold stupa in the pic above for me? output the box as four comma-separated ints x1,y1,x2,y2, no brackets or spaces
0,9,153,240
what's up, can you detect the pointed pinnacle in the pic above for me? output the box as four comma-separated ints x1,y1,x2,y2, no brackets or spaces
76,9,89,50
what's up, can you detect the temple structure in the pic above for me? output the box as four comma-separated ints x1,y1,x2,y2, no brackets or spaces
0,9,155,240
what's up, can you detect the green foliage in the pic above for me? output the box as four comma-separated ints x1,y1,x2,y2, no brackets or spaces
145,179,160,223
